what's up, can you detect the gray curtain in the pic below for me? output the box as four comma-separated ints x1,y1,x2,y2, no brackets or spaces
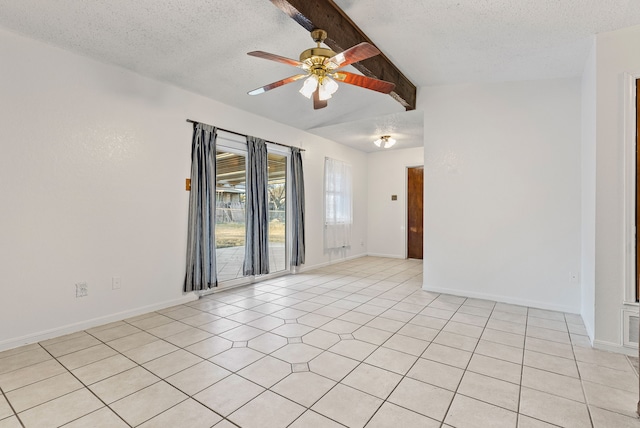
243,136,270,276
291,147,306,267
184,123,217,292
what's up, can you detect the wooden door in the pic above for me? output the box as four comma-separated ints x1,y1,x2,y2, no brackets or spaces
407,167,424,259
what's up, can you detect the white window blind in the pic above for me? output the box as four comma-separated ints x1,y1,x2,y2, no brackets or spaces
324,157,352,249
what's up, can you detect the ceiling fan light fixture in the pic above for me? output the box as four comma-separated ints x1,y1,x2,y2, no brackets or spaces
299,75,318,99
374,135,396,148
318,76,339,101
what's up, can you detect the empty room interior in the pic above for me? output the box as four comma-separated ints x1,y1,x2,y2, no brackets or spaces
2,1,640,427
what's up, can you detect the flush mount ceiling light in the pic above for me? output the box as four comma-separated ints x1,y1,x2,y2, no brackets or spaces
247,29,395,110
374,135,396,148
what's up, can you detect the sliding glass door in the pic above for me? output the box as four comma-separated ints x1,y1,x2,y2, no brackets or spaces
267,153,287,273
214,133,290,284
215,149,247,282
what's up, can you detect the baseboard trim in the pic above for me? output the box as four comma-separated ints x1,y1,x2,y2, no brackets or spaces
582,316,595,343
199,270,292,296
366,253,405,259
593,339,639,357
299,254,367,272
422,283,580,314
0,294,198,353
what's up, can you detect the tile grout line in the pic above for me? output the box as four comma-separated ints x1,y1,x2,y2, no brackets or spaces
435,295,488,427
188,278,527,425
335,289,439,427
36,342,134,428
519,310,593,428
515,305,528,427
95,300,312,426
203,272,393,427
0,382,26,428
62,324,230,427
240,264,540,424
117,311,289,427
272,269,428,426
280,271,431,428
569,312,596,428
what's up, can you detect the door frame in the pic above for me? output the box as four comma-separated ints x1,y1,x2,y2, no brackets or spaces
623,73,640,304
405,164,424,259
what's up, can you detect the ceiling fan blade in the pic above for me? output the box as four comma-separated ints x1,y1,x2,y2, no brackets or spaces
326,42,380,68
247,51,305,68
313,88,328,110
333,71,395,94
248,74,308,95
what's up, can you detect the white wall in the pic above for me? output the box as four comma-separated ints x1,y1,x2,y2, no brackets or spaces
420,79,582,313
367,147,424,258
0,28,368,350
580,38,597,340
590,24,640,351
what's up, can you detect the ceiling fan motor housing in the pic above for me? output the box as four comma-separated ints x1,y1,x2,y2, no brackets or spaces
300,47,336,81
299,47,336,63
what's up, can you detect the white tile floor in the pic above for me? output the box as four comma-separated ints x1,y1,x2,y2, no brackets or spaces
1,257,639,427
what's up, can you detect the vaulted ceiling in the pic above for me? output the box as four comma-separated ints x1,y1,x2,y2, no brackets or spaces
1,0,640,152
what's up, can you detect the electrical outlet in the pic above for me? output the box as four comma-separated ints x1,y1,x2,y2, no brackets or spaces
75,282,88,298
112,276,121,290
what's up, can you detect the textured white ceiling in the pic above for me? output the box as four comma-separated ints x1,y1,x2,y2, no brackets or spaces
1,0,639,151
308,110,424,153
334,0,640,86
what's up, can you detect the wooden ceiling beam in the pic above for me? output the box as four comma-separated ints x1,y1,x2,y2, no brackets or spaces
270,0,416,110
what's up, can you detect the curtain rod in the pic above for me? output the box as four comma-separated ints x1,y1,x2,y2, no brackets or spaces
186,119,305,152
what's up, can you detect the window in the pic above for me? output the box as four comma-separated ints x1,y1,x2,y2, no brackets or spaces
324,157,352,249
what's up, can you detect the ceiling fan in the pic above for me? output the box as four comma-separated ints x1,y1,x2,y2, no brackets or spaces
247,29,395,110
